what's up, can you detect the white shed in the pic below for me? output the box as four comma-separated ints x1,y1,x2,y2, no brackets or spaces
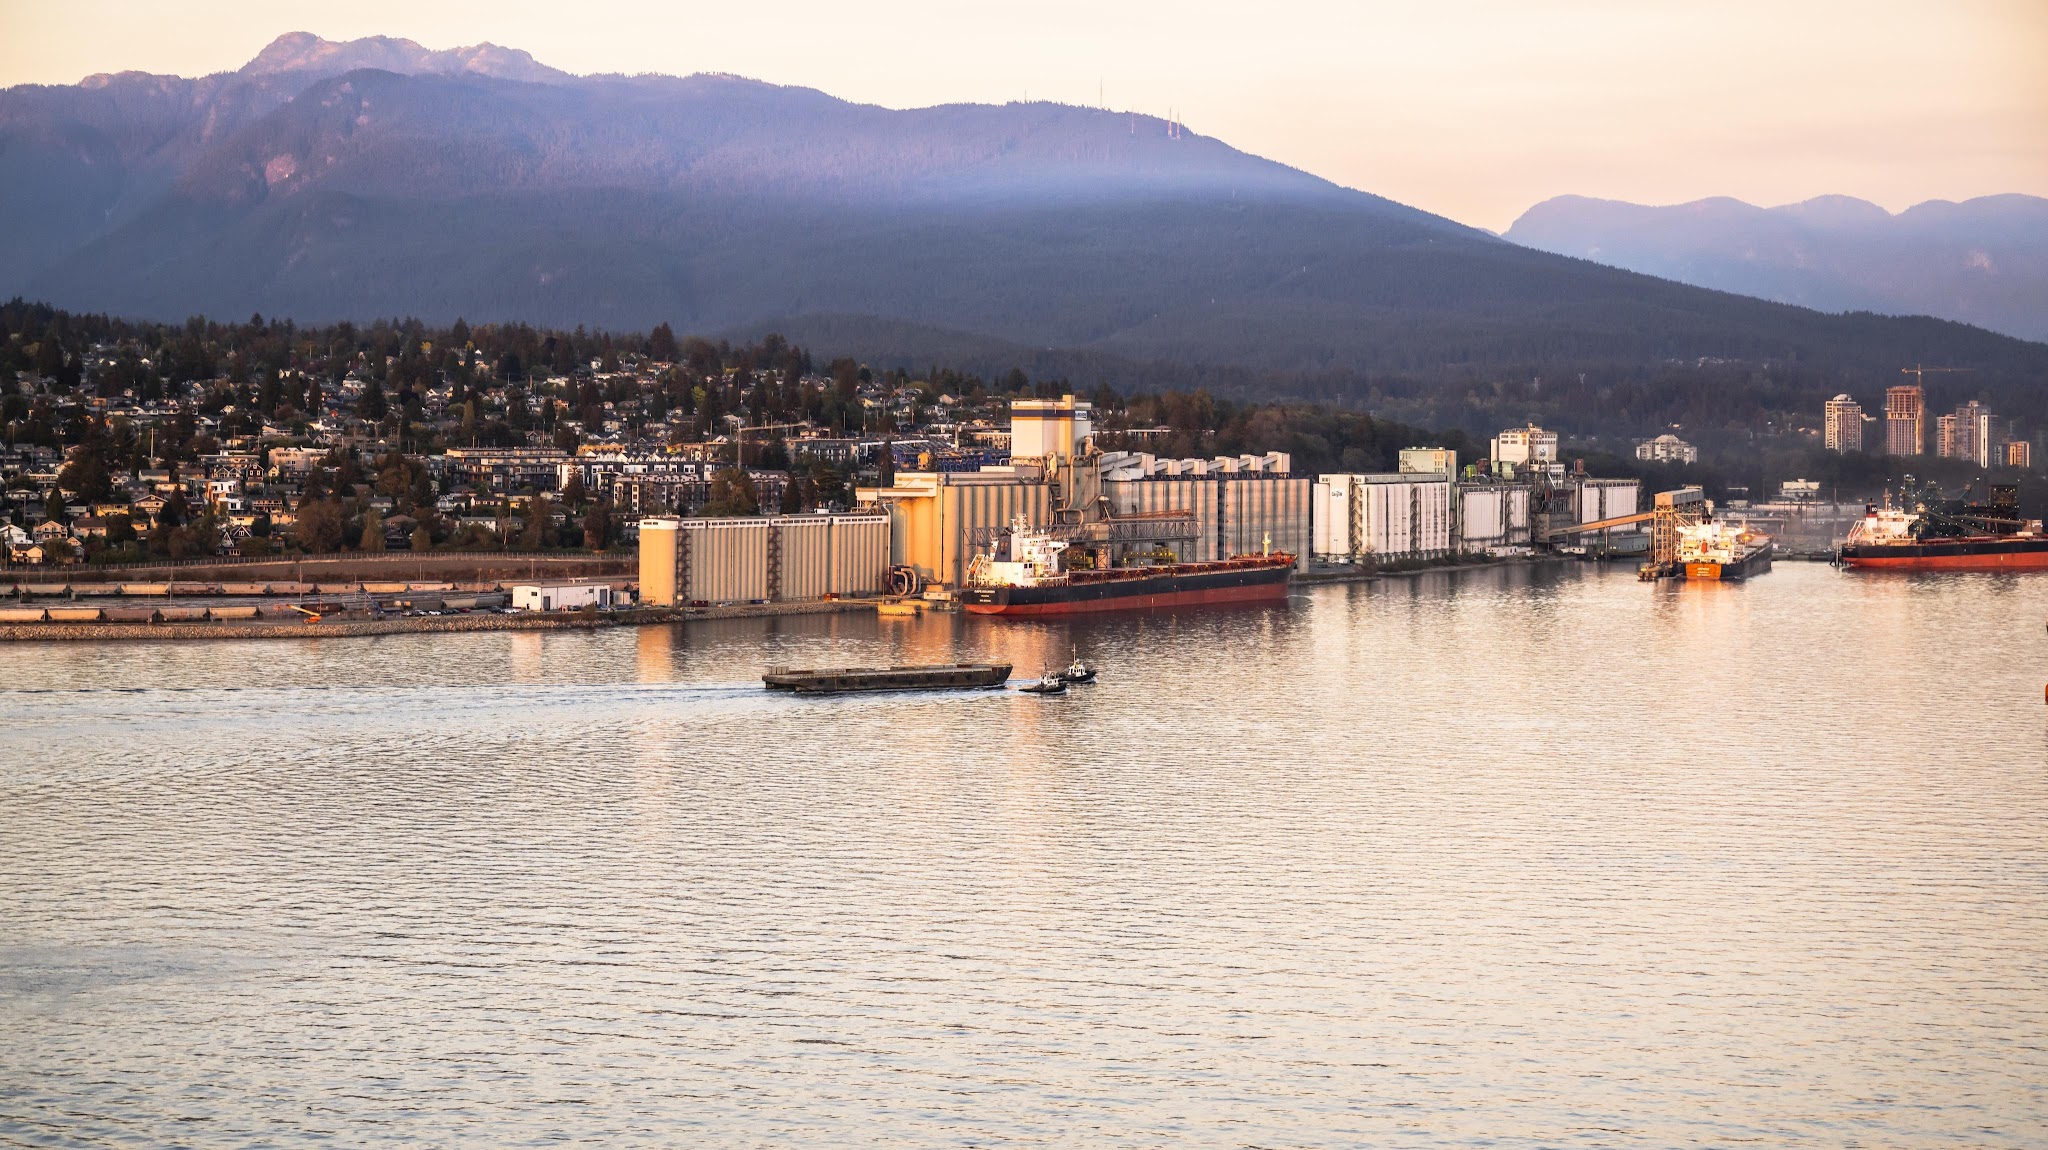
511,582,614,611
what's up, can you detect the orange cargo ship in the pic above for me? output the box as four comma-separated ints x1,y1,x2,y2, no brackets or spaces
1676,520,1774,581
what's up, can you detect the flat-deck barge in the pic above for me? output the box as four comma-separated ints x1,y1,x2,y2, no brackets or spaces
763,662,1011,694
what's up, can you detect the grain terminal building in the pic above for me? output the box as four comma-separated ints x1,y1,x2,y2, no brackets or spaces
635,405,1648,605
637,514,891,606
857,396,1313,588
1311,446,1642,564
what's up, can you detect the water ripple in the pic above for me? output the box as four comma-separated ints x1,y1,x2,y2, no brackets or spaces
1,563,2044,1146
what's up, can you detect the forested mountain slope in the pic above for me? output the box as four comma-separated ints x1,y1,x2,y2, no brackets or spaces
1508,194,2048,343
4,34,2043,427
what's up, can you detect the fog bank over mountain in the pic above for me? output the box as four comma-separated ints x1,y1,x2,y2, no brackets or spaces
3,32,2044,408
1506,194,2048,343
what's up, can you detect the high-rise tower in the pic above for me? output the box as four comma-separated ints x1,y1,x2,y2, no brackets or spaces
1824,394,1863,453
1884,385,1924,456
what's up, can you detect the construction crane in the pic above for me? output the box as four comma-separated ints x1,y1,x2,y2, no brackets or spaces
725,420,806,467
1901,364,1973,388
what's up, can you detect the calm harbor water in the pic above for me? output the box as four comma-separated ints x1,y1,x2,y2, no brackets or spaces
2,561,2045,1147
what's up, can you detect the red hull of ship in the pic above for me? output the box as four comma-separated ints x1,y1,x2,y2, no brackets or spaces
1841,550,2048,571
963,579,1290,616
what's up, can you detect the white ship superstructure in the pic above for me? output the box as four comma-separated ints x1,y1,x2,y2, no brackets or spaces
1844,505,1916,548
1675,520,1773,580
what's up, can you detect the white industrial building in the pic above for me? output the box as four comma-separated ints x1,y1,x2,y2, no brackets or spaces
1312,468,1639,563
1455,484,1534,552
511,581,615,611
1397,447,1458,477
1577,478,1642,526
1312,473,1455,563
1491,424,1559,477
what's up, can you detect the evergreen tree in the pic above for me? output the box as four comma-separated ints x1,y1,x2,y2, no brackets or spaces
292,501,344,553
519,496,552,550
700,469,759,517
358,377,388,420
583,498,612,551
648,322,678,362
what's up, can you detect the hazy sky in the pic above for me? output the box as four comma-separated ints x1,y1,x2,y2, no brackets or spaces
3,0,2042,231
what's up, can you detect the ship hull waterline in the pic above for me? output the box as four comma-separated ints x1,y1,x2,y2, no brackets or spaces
962,563,1293,616
1838,541,2048,572
1682,547,1774,582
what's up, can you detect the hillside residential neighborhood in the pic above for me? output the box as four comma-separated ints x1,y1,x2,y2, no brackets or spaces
2,315,1029,567
8,304,2038,569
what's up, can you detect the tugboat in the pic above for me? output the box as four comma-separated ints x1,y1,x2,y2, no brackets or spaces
1016,670,1068,695
1057,656,1097,684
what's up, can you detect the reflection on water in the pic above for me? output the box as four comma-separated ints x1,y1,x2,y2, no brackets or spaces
2,562,2045,1147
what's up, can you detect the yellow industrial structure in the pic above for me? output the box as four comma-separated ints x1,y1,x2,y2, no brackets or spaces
638,513,890,606
859,470,1055,589
860,394,1310,588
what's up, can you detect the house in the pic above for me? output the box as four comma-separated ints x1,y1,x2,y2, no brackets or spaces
34,519,71,543
1636,434,1699,464
200,452,265,483
269,447,328,477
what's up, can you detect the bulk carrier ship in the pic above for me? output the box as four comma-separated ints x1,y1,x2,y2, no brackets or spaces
1837,483,2048,571
1674,520,1774,580
961,517,1294,616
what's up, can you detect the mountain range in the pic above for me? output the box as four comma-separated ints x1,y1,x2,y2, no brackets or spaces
1507,194,2048,343
3,32,2044,422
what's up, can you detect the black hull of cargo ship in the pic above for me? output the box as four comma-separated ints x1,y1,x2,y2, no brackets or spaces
962,560,1293,615
1838,535,2048,571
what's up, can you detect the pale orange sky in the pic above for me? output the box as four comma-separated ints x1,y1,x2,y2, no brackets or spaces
3,0,2042,231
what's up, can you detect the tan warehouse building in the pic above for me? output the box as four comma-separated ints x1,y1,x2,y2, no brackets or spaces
638,514,890,606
